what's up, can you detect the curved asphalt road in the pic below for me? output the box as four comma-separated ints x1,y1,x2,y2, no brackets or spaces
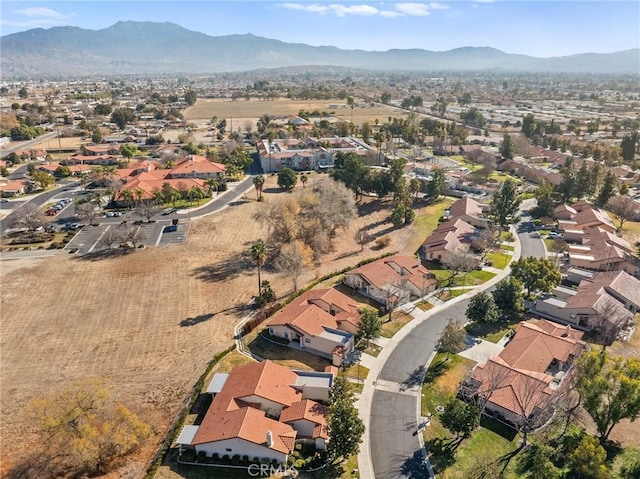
369,200,545,479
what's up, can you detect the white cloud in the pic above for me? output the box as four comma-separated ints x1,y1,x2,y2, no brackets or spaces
394,3,431,16
14,7,68,19
330,4,380,16
281,2,450,18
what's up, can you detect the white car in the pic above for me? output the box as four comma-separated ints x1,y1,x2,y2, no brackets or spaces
548,232,564,239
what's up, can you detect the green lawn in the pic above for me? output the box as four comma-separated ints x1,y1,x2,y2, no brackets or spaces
433,288,470,302
360,343,382,357
380,310,414,338
499,243,515,252
407,198,455,253
465,320,517,344
421,261,496,288
343,363,369,381
421,353,521,478
486,252,511,269
210,351,255,374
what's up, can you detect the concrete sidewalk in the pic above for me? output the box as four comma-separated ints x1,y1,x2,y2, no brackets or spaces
356,224,523,479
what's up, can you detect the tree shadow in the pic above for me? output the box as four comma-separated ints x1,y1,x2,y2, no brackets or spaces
189,393,213,425
400,449,430,479
425,437,457,472
76,247,135,261
480,416,517,441
179,313,215,327
423,359,450,384
191,250,255,282
357,199,389,216
400,365,426,391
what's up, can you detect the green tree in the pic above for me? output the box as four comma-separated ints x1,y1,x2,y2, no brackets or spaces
390,204,406,227
91,127,103,144
257,280,276,306
252,174,265,200
331,152,367,197
440,397,478,439
300,174,308,189
120,143,137,164
490,178,521,228
621,131,638,165
250,239,268,298
277,167,298,190
426,167,446,200
575,162,591,200
357,307,382,348
613,447,640,479
510,257,561,298
111,108,136,129
492,277,525,321
327,374,365,460
534,181,556,218
499,133,515,159
54,165,72,178
18,87,28,99
439,318,467,359
596,171,618,207
466,291,499,323
516,442,562,479
567,435,611,479
576,352,640,442
184,90,198,106
94,103,113,116
31,170,54,189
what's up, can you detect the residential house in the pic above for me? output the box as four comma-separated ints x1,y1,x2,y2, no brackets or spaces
566,226,640,275
177,360,332,462
421,218,477,265
344,255,437,308
463,320,586,429
267,288,363,365
556,202,616,241
446,196,489,228
167,155,226,180
535,270,638,332
0,179,31,197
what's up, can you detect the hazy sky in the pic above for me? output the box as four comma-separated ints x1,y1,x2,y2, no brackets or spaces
1,1,639,57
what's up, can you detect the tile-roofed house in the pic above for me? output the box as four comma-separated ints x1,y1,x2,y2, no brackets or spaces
421,219,477,266
343,255,437,308
447,196,488,228
280,399,328,449
168,155,226,179
553,204,577,220
566,226,639,275
535,271,636,334
180,360,333,462
267,288,363,365
463,320,586,429
0,179,32,197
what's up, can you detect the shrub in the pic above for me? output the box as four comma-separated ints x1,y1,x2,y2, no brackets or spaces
242,455,250,464
295,459,305,468
221,454,230,464
197,451,207,462
375,235,391,249
211,453,219,461
231,454,241,465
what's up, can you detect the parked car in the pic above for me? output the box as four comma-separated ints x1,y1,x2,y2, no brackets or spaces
548,232,564,239
63,223,80,231
113,211,123,217
45,209,58,216
105,212,115,217
162,207,177,215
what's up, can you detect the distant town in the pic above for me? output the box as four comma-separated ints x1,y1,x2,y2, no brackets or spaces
1,69,639,479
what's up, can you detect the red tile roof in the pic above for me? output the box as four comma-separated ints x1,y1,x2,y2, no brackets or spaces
280,399,328,439
347,254,437,293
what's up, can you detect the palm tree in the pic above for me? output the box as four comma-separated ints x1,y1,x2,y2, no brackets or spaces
205,178,219,197
119,189,134,208
252,175,265,200
300,174,308,189
251,240,268,298
133,187,145,206
166,188,181,207
151,189,165,205
187,186,205,205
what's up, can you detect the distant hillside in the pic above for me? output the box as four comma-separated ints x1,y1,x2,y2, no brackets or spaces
1,21,638,77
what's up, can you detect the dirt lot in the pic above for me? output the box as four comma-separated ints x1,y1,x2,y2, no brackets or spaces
0,174,427,477
183,97,409,126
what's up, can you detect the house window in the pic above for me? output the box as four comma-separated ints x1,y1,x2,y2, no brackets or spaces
226,448,232,452
305,338,311,344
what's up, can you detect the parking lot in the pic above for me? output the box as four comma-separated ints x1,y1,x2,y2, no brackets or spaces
63,219,190,254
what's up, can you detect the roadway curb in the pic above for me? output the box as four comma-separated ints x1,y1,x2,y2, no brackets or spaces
357,223,522,479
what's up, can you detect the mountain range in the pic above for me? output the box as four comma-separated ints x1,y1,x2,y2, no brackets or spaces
1,21,638,77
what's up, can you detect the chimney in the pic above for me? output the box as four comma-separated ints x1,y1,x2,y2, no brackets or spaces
266,431,274,448
562,324,571,337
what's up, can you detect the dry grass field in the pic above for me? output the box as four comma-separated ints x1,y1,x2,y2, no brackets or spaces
183,97,410,126
0,174,430,477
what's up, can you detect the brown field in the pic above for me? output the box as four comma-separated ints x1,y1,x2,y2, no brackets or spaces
0,174,429,477
183,97,409,126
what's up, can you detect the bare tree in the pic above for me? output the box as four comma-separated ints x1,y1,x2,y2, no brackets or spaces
591,296,633,349
439,318,467,360
120,224,145,248
461,357,512,421
98,227,124,250
511,374,553,446
274,240,313,292
607,196,639,231
354,227,372,251
75,202,100,226
442,251,478,288
134,204,161,223
10,203,45,231
381,279,411,322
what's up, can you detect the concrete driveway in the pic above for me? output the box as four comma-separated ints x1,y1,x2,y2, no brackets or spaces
457,335,504,363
